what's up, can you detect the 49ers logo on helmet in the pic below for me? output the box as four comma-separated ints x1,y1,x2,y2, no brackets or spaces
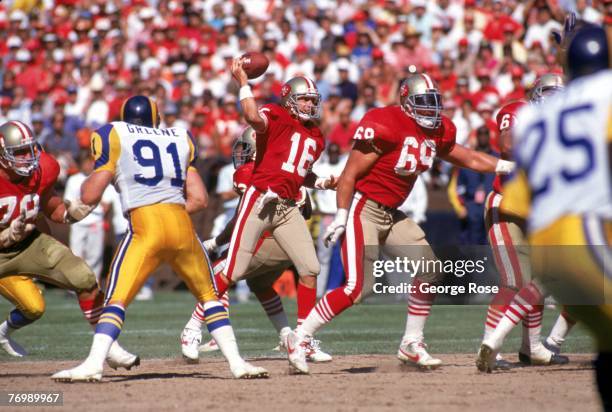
281,84,292,97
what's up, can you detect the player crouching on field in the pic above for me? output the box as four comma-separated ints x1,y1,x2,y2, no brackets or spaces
0,120,138,370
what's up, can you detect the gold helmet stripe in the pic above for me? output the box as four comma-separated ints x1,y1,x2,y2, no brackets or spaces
148,97,158,127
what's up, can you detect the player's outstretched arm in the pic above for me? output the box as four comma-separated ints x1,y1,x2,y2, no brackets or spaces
232,57,267,134
185,167,209,214
441,144,514,175
303,171,338,190
81,170,112,206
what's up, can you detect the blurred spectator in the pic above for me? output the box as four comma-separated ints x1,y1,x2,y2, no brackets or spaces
284,43,315,81
336,60,358,104
574,0,603,23
40,111,80,160
351,85,380,122
84,75,109,128
524,6,562,52
449,126,495,245
327,106,358,153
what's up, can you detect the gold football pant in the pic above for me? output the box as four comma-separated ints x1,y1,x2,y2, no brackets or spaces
0,276,45,326
105,203,217,307
530,214,612,351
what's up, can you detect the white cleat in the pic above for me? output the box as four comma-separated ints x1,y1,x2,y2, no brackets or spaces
0,335,27,357
52,363,103,382
397,340,442,370
198,339,219,353
106,342,140,370
305,338,332,363
180,327,202,362
275,327,291,352
285,330,309,374
230,361,269,379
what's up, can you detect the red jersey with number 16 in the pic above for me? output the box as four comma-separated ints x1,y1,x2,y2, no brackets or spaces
354,106,456,209
251,103,325,199
493,100,527,193
0,152,59,230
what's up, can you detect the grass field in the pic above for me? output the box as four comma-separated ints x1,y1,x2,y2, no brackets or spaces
0,289,594,362
0,290,600,412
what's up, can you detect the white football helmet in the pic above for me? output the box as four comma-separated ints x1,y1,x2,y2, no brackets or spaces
399,73,443,130
280,76,321,122
530,73,564,103
232,126,256,168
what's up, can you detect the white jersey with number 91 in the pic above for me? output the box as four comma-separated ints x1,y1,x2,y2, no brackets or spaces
511,70,612,233
91,121,197,214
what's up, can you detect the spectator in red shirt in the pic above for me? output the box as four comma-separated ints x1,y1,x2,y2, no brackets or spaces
503,66,527,102
471,68,500,108
438,57,458,94
327,106,358,153
483,0,522,42
14,50,44,100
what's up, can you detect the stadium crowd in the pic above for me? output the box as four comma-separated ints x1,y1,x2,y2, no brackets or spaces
0,0,608,291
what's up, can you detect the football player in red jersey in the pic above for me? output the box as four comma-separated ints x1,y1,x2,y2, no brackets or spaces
180,127,331,363
285,73,516,374
0,120,138,368
213,58,337,338
477,73,573,371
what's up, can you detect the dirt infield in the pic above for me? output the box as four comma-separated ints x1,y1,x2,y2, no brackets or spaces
0,354,600,412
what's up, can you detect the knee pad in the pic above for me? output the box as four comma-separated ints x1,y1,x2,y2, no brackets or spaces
19,295,46,320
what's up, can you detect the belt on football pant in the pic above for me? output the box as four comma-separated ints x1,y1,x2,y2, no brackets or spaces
356,192,395,213
0,230,40,254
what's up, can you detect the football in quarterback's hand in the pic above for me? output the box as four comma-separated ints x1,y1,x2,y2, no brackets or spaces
241,52,269,79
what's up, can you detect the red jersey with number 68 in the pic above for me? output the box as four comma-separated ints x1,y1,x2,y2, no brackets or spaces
354,106,456,209
251,103,325,199
493,100,527,193
0,152,59,230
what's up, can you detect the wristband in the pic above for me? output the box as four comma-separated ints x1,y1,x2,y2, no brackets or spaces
495,159,515,174
239,85,254,101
